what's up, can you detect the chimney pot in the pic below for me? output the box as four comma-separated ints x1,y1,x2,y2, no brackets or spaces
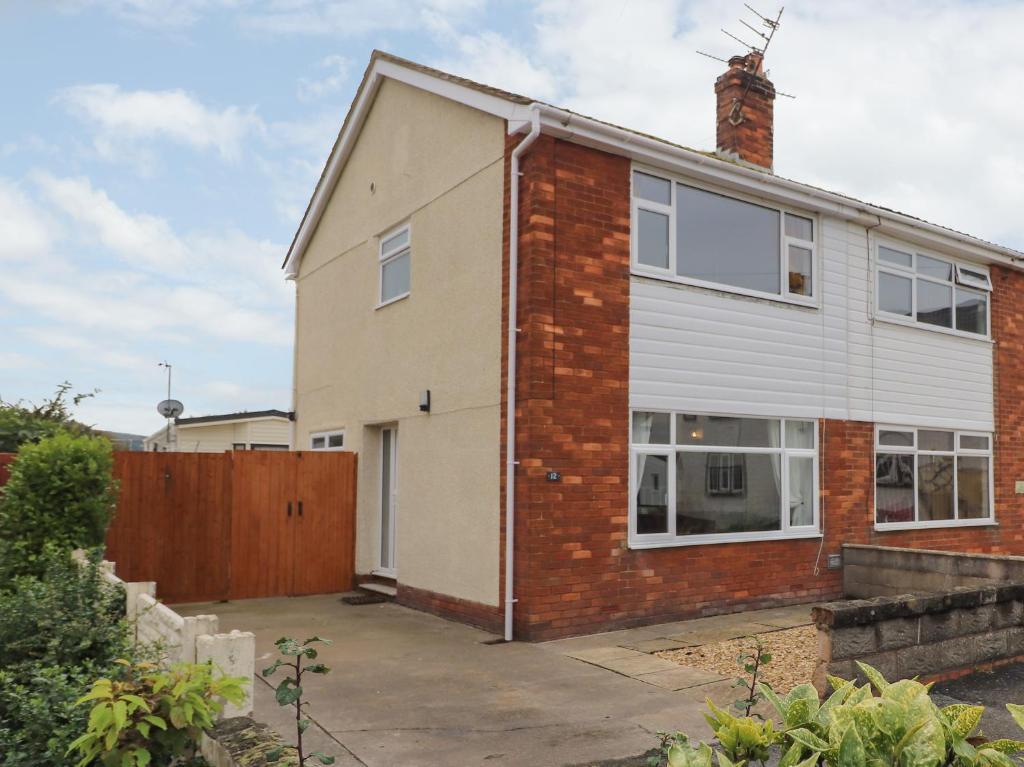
715,51,776,171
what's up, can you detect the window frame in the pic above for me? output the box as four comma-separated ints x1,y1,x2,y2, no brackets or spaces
310,429,346,451
874,239,992,340
630,166,820,307
873,425,995,531
629,410,821,549
377,222,411,308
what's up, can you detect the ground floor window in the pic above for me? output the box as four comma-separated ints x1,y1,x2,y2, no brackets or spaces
875,426,993,528
630,412,819,547
310,430,345,451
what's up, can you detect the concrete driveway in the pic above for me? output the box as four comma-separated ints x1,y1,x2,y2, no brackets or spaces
177,595,763,767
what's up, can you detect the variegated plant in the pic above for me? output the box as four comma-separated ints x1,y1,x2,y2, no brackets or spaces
654,661,1024,767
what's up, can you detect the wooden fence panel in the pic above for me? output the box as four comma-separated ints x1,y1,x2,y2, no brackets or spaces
292,451,357,595
1,449,356,603
229,451,296,600
106,453,232,604
0,452,14,487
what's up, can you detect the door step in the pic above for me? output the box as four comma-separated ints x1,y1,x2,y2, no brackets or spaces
360,582,397,598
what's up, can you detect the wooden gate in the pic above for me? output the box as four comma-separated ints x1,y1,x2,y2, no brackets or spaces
105,451,356,603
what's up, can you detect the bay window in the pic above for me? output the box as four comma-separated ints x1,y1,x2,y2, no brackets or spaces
875,427,993,528
632,169,816,302
876,243,991,337
631,412,819,547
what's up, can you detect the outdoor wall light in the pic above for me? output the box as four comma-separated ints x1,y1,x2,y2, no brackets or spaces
419,390,431,413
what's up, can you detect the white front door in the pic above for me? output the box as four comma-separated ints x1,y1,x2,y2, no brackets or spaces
377,427,398,577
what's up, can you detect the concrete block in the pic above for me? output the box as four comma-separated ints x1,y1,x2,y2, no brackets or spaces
1006,627,1024,657
898,637,972,679
919,612,960,644
197,631,255,718
830,625,877,660
958,604,997,634
970,630,1008,664
877,618,919,651
125,581,157,625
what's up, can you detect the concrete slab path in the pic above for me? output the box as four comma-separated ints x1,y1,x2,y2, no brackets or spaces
177,596,814,767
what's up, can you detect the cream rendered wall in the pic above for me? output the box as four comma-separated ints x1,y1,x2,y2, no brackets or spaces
293,78,504,606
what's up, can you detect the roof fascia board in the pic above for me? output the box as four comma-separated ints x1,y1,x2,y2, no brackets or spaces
535,106,1023,270
178,416,290,429
284,59,528,278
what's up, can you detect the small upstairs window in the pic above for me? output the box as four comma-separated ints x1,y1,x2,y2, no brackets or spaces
876,243,991,337
379,224,411,306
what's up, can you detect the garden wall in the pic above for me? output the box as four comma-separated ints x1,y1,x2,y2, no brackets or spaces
812,544,1024,693
74,551,256,717
843,544,1024,598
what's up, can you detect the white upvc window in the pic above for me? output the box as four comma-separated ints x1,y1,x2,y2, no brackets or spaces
874,426,994,530
875,241,991,338
631,168,817,305
629,411,820,548
378,223,411,306
310,430,346,451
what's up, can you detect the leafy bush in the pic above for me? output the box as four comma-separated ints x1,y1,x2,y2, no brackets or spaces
0,550,130,766
0,663,105,767
0,547,128,673
68,660,248,767
0,381,95,453
0,433,118,580
655,661,1024,767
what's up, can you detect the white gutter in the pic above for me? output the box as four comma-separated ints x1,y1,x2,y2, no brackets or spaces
504,105,542,642
532,104,1024,269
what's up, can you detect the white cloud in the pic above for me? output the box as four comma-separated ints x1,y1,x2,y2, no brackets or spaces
55,84,263,160
298,55,351,101
432,0,1024,251
0,181,55,261
58,0,238,28
241,0,484,35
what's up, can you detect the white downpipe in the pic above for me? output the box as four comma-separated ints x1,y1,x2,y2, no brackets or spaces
505,106,542,642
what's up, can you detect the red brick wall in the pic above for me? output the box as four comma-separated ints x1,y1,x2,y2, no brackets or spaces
505,137,1024,640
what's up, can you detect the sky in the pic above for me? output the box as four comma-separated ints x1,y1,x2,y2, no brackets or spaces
2,0,1023,437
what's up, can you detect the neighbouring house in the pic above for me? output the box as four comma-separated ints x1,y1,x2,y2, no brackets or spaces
97,431,147,451
283,49,1024,641
144,409,292,453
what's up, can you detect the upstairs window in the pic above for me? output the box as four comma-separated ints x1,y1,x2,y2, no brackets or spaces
632,170,816,302
876,243,990,337
379,224,411,305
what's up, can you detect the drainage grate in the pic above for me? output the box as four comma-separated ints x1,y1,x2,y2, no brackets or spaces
341,593,388,606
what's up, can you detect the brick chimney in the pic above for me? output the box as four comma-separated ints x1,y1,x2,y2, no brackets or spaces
715,51,776,171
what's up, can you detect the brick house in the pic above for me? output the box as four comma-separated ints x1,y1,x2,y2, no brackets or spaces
284,50,1024,641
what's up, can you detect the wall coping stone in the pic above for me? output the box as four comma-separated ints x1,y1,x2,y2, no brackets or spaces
200,717,296,767
842,544,1024,565
814,583,1024,628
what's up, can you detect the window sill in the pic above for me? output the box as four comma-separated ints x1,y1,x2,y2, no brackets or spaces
629,529,822,549
872,313,992,343
376,292,410,310
631,267,819,310
874,519,997,532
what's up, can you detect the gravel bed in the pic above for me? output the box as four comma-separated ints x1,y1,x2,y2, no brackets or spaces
656,625,817,693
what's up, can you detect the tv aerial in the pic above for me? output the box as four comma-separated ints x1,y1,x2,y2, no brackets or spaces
696,4,795,100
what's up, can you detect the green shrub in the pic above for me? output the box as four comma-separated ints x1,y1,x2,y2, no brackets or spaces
68,660,247,767
0,662,104,767
0,550,131,767
0,382,94,453
654,662,1024,767
0,433,118,581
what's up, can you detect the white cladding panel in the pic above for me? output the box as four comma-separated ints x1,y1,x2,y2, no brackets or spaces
630,218,994,431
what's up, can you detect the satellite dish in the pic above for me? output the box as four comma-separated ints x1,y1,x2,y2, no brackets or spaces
157,399,184,418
